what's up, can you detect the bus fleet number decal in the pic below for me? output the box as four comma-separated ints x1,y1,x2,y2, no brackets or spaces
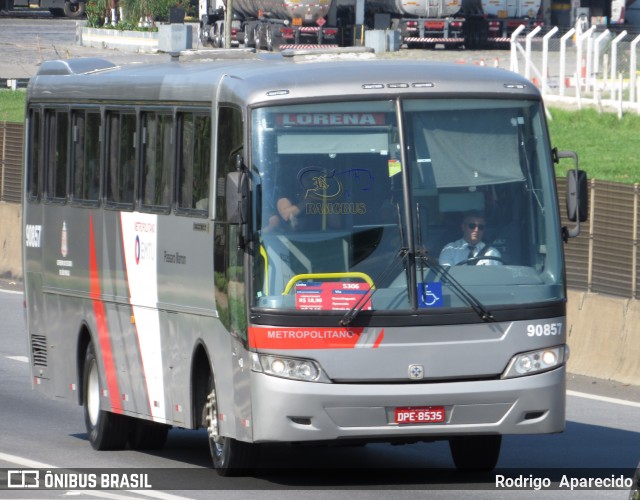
527,323,563,337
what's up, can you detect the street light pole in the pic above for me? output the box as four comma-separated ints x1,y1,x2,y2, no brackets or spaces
225,0,233,48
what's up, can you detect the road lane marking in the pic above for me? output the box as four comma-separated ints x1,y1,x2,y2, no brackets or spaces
567,389,640,408
66,491,195,500
7,355,28,363
0,451,56,469
0,288,23,295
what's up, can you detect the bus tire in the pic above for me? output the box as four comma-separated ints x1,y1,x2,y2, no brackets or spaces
62,0,85,19
449,435,501,471
82,342,130,450
129,419,170,450
204,377,256,476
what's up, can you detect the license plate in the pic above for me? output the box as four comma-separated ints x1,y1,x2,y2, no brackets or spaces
394,406,445,424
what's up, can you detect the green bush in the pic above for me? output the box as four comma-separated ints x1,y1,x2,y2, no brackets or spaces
86,0,193,28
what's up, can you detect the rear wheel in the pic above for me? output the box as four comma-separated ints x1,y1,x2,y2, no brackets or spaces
204,376,256,476
83,342,130,450
449,435,502,471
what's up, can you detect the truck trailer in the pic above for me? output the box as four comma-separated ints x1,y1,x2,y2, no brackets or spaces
199,0,341,50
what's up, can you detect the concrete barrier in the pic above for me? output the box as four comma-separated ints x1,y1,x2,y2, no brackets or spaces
567,290,640,386
0,202,22,280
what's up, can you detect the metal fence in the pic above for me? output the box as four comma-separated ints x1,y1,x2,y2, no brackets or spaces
509,25,640,115
558,176,640,298
0,121,23,204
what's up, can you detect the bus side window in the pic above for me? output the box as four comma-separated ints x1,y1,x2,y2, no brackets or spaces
27,108,42,202
71,109,101,205
177,111,211,215
141,111,173,211
44,108,69,202
105,111,136,208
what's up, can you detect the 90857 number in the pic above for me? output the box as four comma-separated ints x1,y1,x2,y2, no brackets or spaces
527,323,563,337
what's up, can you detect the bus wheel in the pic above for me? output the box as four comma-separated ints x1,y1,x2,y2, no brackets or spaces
129,419,170,450
63,0,86,19
449,435,501,471
204,379,256,476
82,342,130,450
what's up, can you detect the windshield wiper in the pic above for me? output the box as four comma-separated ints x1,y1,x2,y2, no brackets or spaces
339,247,408,327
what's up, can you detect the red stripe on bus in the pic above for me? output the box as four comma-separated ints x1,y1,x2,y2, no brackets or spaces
89,214,123,413
373,330,384,348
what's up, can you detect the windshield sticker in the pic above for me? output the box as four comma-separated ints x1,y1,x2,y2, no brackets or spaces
295,281,372,311
298,167,372,218
418,282,443,308
388,159,402,177
276,113,386,127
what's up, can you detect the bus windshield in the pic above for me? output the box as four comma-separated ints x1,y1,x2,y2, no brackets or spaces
250,98,562,314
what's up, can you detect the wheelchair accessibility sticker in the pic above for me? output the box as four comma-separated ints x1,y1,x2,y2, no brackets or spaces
418,282,443,308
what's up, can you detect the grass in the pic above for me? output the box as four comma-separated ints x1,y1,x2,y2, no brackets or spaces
1,90,638,183
0,90,26,123
547,107,640,184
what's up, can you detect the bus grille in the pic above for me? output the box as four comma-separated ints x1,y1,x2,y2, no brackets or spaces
31,335,47,367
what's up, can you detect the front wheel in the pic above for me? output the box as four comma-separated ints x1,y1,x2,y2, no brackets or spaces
83,342,130,450
204,377,257,476
449,435,502,471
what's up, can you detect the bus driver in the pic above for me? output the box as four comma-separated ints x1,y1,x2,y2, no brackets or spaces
439,211,502,266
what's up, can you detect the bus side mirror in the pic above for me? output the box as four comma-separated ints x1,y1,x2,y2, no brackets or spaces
225,169,250,247
566,169,588,223
554,149,587,240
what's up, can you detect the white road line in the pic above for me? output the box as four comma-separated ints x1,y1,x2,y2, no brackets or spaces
7,355,28,363
0,288,23,295
567,389,640,408
0,451,56,469
66,491,195,500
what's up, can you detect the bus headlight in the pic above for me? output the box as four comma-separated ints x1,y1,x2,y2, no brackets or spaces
251,354,330,383
502,346,566,379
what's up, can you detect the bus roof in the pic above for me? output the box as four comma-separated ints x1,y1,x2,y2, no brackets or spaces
27,51,540,106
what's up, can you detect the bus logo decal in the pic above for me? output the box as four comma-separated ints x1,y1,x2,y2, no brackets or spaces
408,364,424,380
135,235,141,265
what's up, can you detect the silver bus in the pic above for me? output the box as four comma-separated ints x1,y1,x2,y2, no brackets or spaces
22,51,587,475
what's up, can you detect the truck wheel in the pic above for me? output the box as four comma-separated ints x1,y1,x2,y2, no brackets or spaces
200,23,212,47
449,435,501,471
266,26,281,51
254,26,263,50
213,25,223,48
63,0,85,19
83,342,130,450
244,24,255,48
204,376,256,476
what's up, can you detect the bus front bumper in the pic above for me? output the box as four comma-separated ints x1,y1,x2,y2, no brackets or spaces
249,367,565,442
